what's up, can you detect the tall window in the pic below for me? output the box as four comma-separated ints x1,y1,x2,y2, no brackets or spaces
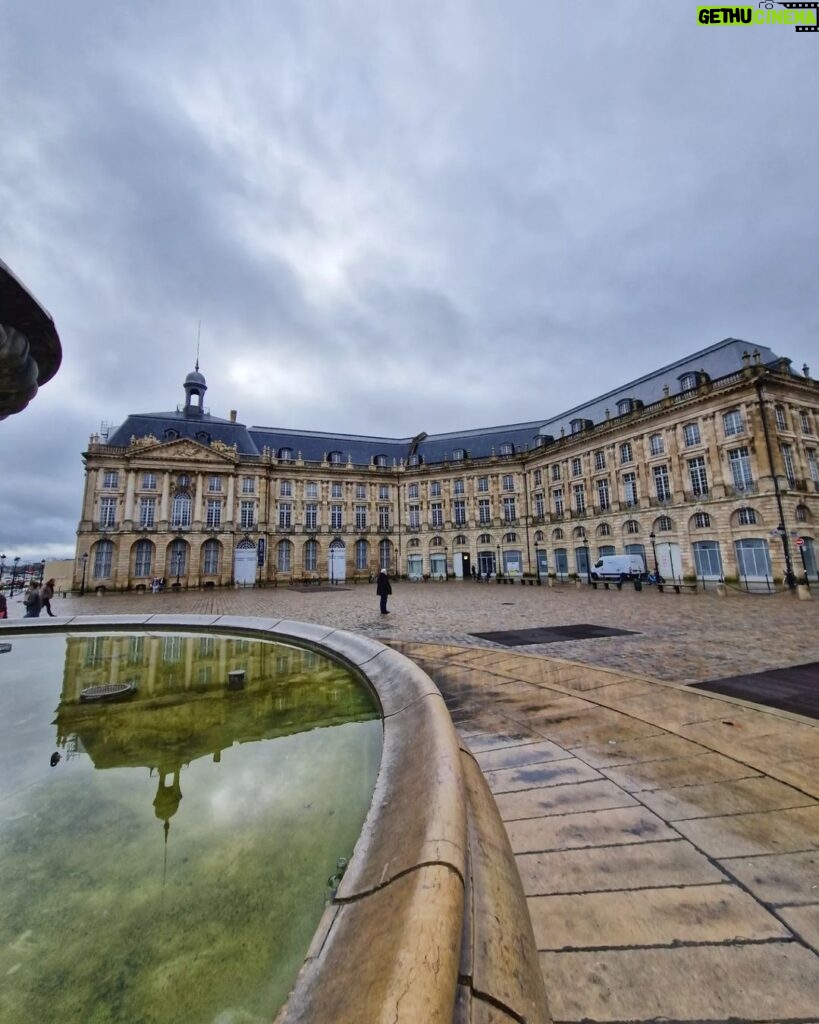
379,539,392,570
355,505,368,529
735,538,771,579
478,498,491,524
502,474,514,491
503,496,516,522
304,504,318,530
534,493,545,518
477,476,489,492
208,475,222,492
142,472,157,490
694,511,711,529
331,504,343,529
431,502,443,527
241,476,255,493
304,540,318,571
594,450,606,470
99,497,117,529
596,479,611,511
408,483,419,499
306,481,319,498
728,447,753,489
723,409,744,437
781,444,795,485
688,456,709,497
408,505,421,528
378,484,390,500
378,506,391,530
553,488,564,516
653,465,671,502
355,539,368,570
94,540,113,581
649,433,664,456
683,422,701,446
240,501,255,529
277,540,291,572
203,538,220,574
620,442,633,464
551,464,561,481
775,405,787,430
102,470,119,488
657,515,673,532
454,500,466,525
693,540,723,579
134,539,153,577
281,480,293,497
278,503,291,529
171,493,191,528
801,411,813,435
205,499,221,528
571,457,582,477
139,497,156,528
355,482,367,499
623,472,638,507
169,539,187,576
533,469,542,486
454,478,465,495
808,448,819,483
331,482,343,498
573,484,586,514
430,481,441,497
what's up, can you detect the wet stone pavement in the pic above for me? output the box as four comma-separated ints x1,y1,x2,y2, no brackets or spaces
6,581,819,1022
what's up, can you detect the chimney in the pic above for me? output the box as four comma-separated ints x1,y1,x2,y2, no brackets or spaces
230,410,237,423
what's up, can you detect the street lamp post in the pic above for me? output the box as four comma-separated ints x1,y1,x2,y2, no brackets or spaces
534,541,541,585
10,557,20,597
80,553,88,596
39,559,46,583
444,546,448,581
0,554,5,589
581,529,592,586
649,531,659,577
175,550,183,589
496,544,501,580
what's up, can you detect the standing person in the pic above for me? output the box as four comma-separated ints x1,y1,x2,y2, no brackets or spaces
23,580,42,618
0,592,7,619
40,578,56,617
376,568,392,615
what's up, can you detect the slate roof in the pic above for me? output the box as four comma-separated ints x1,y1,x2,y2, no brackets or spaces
104,338,789,467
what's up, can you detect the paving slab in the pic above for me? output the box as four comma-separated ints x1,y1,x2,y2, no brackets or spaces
515,838,724,896
720,851,819,906
539,943,819,1022
777,904,819,954
474,740,570,772
638,775,816,821
673,804,819,858
505,805,677,855
485,758,603,794
529,882,789,950
601,750,762,792
570,732,707,768
495,779,638,822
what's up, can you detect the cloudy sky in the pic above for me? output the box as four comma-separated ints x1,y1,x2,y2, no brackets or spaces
2,0,817,561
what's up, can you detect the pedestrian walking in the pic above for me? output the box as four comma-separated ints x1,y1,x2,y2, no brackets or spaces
0,593,7,619
23,580,42,618
41,578,56,617
376,568,392,615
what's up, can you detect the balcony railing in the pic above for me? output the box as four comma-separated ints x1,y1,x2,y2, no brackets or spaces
724,482,757,497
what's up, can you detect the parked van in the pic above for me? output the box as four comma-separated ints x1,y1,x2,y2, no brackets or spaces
590,554,646,581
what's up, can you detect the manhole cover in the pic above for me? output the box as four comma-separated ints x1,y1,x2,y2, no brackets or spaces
470,624,638,646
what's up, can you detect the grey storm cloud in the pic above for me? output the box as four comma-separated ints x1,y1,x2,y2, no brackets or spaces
1,0,818,559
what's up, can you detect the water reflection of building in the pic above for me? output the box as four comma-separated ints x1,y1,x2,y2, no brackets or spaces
57,633,378,835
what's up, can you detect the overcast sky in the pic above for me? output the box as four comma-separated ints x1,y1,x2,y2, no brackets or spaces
2,1,817,562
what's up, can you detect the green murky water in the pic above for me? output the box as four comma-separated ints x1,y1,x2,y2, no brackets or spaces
0,632,382,1024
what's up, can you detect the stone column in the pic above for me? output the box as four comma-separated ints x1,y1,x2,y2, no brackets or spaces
160,472,170,523
194,473,204,528
124,470,136,525
226,475,235,527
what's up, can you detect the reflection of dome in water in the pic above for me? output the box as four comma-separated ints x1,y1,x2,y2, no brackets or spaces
153,769,183,824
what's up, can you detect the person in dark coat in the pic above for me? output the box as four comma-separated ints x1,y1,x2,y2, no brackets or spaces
376,568,392,614
41,578,56,617
23,581,42,617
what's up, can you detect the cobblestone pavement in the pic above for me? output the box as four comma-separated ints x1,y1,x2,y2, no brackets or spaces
6,582,819,1022
12,578,818,684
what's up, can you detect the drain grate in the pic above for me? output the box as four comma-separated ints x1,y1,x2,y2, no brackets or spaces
470,623,638,646
691,662,819,720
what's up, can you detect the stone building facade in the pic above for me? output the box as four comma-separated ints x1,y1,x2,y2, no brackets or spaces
74,339,819,591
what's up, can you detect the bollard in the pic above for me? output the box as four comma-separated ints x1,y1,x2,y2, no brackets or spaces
633,578,642,591
796,584,812,601
715,583,727,597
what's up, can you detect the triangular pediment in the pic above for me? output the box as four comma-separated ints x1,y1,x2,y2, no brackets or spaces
129,436,240,464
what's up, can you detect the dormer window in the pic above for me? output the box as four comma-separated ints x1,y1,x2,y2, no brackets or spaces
278,447,293,461
617,399,633,416
452,448,465,461
679,373,697,392
164,428,180,440
328,451,343,464
499,443,514,456
408,454,420,466
569,418,587,434
374,454,388,467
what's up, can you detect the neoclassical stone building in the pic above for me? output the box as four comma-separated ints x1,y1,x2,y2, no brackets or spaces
74,338,818,591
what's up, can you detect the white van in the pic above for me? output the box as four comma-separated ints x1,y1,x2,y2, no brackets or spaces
590,554,646,581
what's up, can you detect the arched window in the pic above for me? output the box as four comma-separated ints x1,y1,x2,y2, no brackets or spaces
656,515,673,532
93,539,114,579
454,535,467,545
355,539,368,570
430,536,443,547
795,504,809,522
597,523,611,537
598,544,616,557
304,539,318,571
379,539,392,570
202,538,220,575
534,530,544,541
407,537,420,548
735,538,771,579
693,512,711,529
573,526,586,539
504,533,517,543
735,507,758,526
171,492,192,528
625,520,640,535
478,533,492,544
277,540,292,572
552,528,564,540
617,399,633,416
278,447,293,461
196,431,211,444
133,539,153,578
164,428,180,440
169,538,188,576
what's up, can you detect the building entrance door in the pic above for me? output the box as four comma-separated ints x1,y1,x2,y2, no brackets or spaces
328,541,346,583
233,541,256,585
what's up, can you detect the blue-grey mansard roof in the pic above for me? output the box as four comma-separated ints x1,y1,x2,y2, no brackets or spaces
103,338,788,467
